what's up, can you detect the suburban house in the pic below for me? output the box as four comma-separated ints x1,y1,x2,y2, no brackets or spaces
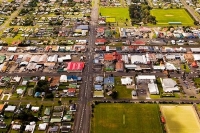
121,77,133,85
104,77,114,89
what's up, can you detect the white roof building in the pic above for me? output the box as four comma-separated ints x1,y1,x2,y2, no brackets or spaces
191,48,200,53
131,55,147,64
165,62,177,70
38,123,47,131
60,75,67,82
25,122,36,133
7,47,17,52
48,54,58,62
12,76,21,82
31,106,39,112
5,105,16,112
12,124,21,130
193,54,200,61
153,65,165,70
58,55,71,62
136,75,156,80
161,78,179,92
121,55,129,64
148,82,159,94
121,77,133,85
16,88,24,95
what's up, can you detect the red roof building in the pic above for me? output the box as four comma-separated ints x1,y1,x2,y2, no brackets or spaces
66,62,85,72
132,40,146,45
95,38,107,45
104,52,121,61
96,27,105,33
191,61,198,68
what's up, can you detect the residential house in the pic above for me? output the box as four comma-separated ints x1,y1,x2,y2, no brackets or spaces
104,77,114,89
95,76,103,83
95,38,107,45
121,77,133,85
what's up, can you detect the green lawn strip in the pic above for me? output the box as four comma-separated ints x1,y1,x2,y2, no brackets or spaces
92,104,163,133
150,9,194,26
156,78,163,97
150,94,160,99
9,93,21,100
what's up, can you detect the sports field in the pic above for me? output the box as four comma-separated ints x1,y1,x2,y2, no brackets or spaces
150,9,194,25
100,7,130,26
160,105,200,133
91,104,163,133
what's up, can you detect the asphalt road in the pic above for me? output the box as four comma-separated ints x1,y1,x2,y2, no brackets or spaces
73,0,99,133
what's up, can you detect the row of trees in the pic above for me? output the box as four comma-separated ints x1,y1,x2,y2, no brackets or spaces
129,4,157,25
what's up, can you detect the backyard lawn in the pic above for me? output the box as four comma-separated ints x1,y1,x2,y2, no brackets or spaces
100,7,130,26
114,77,132,99
150,9,194,26
91,104,163,133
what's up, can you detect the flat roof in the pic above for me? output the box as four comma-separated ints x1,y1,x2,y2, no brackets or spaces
137,75,156,80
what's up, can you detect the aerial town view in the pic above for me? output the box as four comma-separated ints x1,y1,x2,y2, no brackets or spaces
1,0,200,132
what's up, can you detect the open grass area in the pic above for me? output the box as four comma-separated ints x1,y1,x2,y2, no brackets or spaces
160,105,200,133
91,104,163,133
150,9,194,26
114,77,132,99
100,7,130,26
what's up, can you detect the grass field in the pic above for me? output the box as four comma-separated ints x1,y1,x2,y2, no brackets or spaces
160,105,200,133
91,104,163,133
100,7,130,26
150,9,194,26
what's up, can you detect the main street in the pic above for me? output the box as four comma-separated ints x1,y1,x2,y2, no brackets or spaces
73,0,99,133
